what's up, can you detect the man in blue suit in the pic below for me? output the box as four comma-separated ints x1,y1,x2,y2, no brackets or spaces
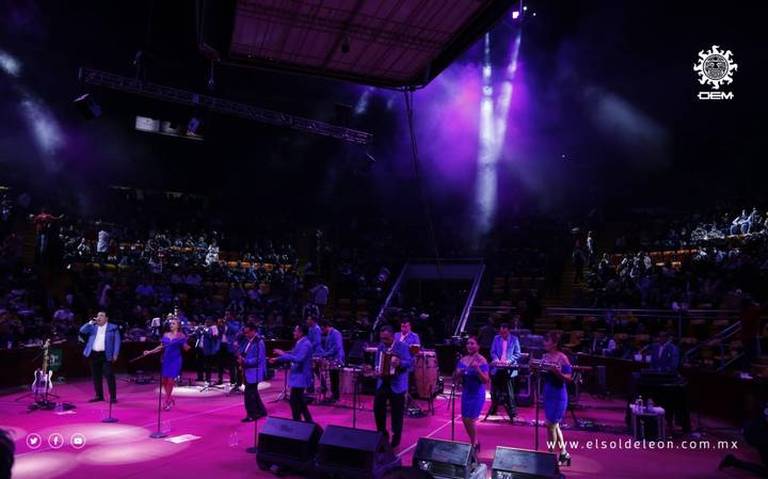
217,313,242,388
195,319,220,384
373,326,413,448
306,316,322,353
487,323,521,419
306,315,322,394
649,331,680,373
318,319,345,402
394,319,420,347
394,318,420,406
271,324,314,422
79,311,121,403
237,322,267,422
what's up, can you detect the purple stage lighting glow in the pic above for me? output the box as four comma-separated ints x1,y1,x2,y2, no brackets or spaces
475,33,497,239
354,86,375,115
474,26,523,240
19,92,64,157
12,452,78,479
493,29,523,158
1,49,66,166
0,49,21,77
392,63,480,186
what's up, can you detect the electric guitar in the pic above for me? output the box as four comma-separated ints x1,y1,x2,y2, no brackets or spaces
31,339,54,395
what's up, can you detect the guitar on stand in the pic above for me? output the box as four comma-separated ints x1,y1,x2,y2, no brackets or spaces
31,339,54,404
28,338,72,412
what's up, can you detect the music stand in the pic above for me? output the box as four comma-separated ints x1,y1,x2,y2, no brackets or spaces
270,364,290,403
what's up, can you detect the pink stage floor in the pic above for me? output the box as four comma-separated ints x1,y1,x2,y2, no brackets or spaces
0,371,761,479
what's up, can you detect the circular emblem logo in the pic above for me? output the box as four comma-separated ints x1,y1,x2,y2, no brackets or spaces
693,45,737,90
703,54,728,80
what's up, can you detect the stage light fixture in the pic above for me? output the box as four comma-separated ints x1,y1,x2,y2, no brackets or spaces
186,116,202,135
73,93,102,119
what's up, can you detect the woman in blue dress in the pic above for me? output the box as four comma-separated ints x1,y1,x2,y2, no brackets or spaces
454,336,489,451
541,331,573,466
143,317,191,410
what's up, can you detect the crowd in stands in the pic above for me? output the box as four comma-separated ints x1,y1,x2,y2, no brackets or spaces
0,190,390,351
575,206,768,309
606,205,768,253
3,183,766,378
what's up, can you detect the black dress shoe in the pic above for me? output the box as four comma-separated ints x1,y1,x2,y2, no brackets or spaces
390,435,401,449
88,397,105,403
241,416,255,423
110,398,118,404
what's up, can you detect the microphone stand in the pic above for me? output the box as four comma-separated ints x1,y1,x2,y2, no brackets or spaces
534,368,541,450
450,381,458,441
102,381,118,423
246,415,261,454
150,352,167,439
353,370,359,429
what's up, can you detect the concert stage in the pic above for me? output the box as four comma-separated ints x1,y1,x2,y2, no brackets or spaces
0,370,757,479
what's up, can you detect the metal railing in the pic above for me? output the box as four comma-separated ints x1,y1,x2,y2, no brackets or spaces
371,264,407,339
684,320,743,371
453,263,486,337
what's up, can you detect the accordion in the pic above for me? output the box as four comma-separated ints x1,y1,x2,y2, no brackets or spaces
376,349,397,377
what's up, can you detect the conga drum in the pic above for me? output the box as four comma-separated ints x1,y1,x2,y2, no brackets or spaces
414,351,439,399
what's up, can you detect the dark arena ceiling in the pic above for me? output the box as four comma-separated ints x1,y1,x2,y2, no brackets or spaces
202,0,515,88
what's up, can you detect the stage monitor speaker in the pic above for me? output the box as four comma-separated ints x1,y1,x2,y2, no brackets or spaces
316,425,401,479
412,438,483,479
256,416,322,473
491,447,561,479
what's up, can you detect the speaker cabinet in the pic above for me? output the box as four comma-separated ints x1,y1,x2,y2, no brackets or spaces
316,425,401,479
491,446,561,479
256,416,322,472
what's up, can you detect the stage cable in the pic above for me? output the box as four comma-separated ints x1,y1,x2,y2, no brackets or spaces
403,89,442,272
